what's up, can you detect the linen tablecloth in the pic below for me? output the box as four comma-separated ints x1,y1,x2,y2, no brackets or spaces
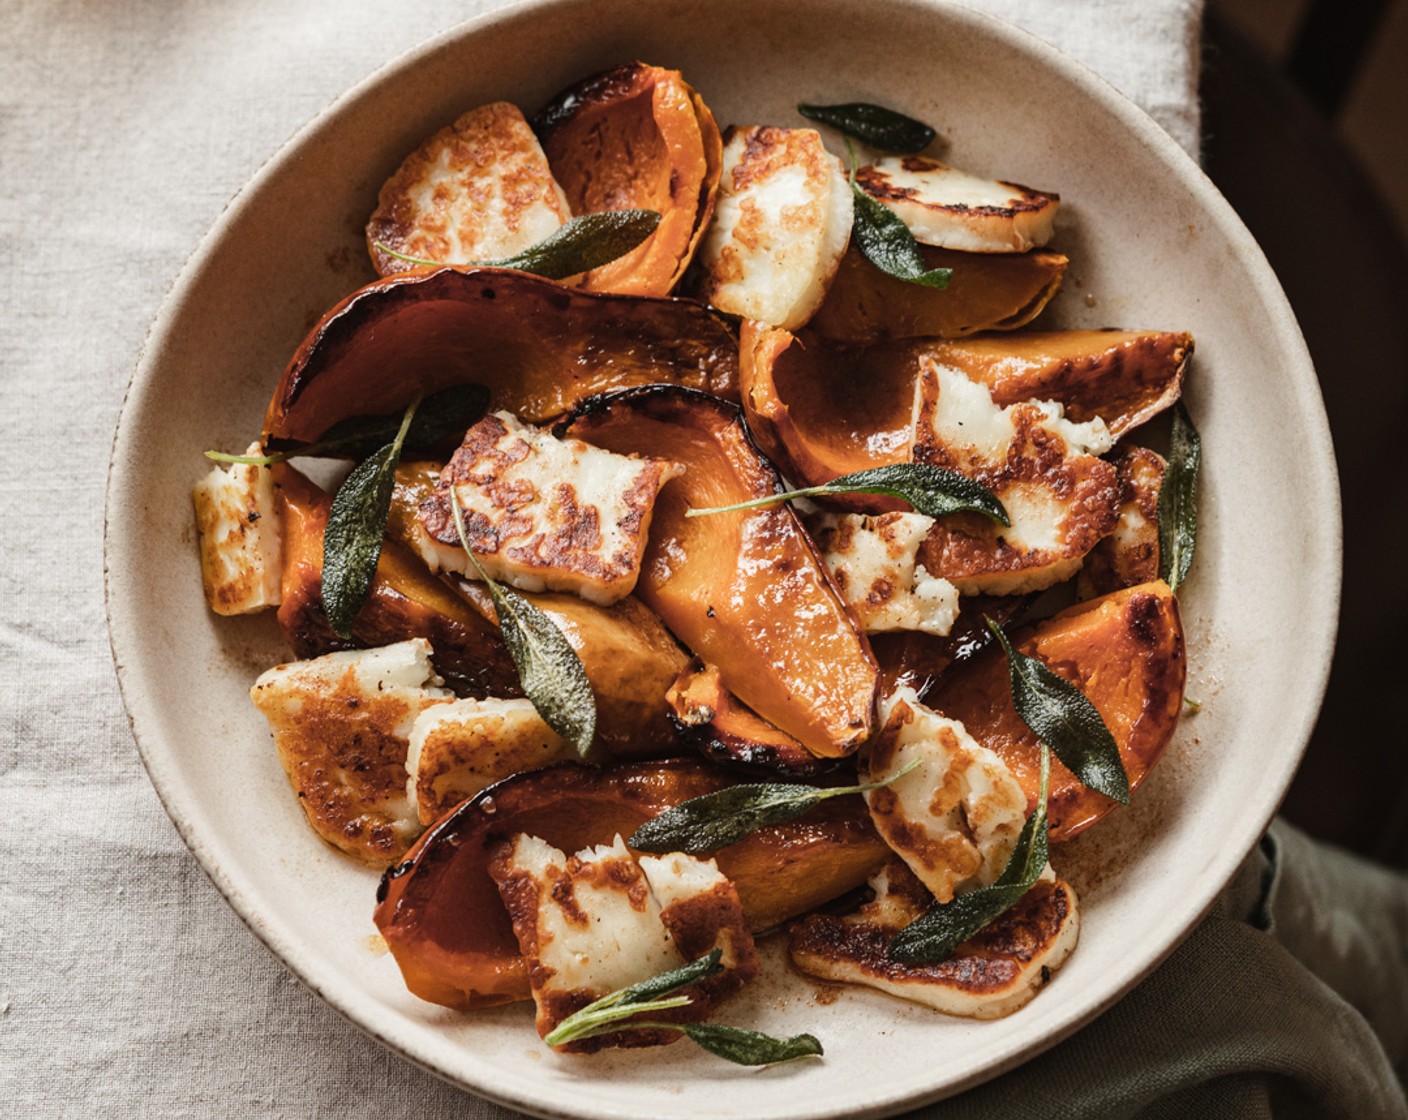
14,2,1401,1117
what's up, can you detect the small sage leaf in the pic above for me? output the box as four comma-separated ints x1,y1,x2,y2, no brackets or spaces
851,181,952,289
986,616,1129,804
1157,400,1201,593
888,746,1051,965
373,210,661,279
449,491,597,757
680,1024,824,1067
629,760,920,854
798,101,935,153
541,995,694,1048
614,948,725,1008
542,950,724,1047
685,463,1008,526
320,399,420,638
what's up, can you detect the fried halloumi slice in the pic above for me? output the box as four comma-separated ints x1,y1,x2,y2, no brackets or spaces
855,157,1059,253
489,834,758,1052
789,858,1080,1019
406,697,572,825
912,358,1120,596
1078,445,1166,599
250,639,452,862
807,511,959,637
192,443,282,615
696,126,853,329
863,686,1029,902
416,411,684,605
366,102,571,276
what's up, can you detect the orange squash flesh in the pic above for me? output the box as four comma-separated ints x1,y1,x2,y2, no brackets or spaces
563,387,879,758
809,244,1068,344
263,267,739,444
373,758,889,1009
536,62,722,296
927,581,1186,842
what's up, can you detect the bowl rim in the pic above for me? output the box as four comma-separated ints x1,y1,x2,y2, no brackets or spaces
104,0,1342,1116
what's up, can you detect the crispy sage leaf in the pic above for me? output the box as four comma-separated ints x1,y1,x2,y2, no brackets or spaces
798,101,935,153
320,399,419,638
1157,400,1201,593
685,463,1009,526
373,209,661,279
986,617,1129,804
680,1023,824,1067
629,760,920,854
543,949,725,1046
448,490,597,757
888,746,1051,965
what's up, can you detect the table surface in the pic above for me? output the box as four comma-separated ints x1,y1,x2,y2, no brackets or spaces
0,1,1201,1115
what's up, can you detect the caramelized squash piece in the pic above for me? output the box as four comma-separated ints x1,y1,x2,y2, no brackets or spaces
872,594,1030,700
927,582,1186,842
536,62,722,296
809,244,1067,344
563,387,879,757
373,759,889,1009
263,268,739,444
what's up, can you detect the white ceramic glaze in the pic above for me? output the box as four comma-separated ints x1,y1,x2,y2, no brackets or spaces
105,1,1341,1116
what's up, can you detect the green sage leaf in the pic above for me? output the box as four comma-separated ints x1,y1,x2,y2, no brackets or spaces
542,949,723,1047
685,463,1008,526
629,760,920,854
986,617,1129,804
373,209,661,279
1157,400,1201,593
680,1023,824,1066
888,746,1051,965
320,399,420,638
798,101,935,153
448,490,597,757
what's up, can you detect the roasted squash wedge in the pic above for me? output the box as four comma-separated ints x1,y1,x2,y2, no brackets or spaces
563,387,879,758
927,581,1186,842
263,267,739,444
536,62,722,297
373,759,889,1009
871,595,1030,700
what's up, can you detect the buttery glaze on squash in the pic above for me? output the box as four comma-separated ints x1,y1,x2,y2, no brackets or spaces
536,62,722,297
808,244,1067,344
871,594,1031,701
263,267,739,444
562,386,879,758
373,758,889,1009
927,581,1186,842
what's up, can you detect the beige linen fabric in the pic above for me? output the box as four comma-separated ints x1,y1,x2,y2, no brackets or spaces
0,1,1202,1116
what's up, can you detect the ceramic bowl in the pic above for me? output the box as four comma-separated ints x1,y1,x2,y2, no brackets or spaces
106,1,1340,1116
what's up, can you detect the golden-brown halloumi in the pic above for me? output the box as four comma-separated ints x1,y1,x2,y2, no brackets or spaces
855,157,1058,253
696,126,853,329
1078,445,1166,599
192,443,282,615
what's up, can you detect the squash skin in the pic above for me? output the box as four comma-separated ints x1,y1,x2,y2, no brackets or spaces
373,758,889,1009
263,267,739,444
927,581,1186,842
536,62,722,297
563,386,879,758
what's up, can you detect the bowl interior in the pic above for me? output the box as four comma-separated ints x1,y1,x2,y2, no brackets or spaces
106,1,1339,1117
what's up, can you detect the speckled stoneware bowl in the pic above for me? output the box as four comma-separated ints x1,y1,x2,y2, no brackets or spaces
105,1,1340,1116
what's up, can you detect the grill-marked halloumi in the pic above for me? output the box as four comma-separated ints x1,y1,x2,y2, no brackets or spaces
489,834,758,1051
1078,445,1166,599
808,511,960,637
863,687,1029,903
366,102,571,276
250,639,452,863
697,126,853,329
789,858,1080,1019
855,157,1058,253
417,411,684,605
192,443,282,615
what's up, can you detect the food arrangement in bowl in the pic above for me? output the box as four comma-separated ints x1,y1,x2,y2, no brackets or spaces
192,59,1199,1067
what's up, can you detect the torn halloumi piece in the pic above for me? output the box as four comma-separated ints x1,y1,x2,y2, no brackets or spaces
912,357,1120,596
191,443,282,615
488,834,758,1051
808,511,960,637
1078,445,1166,599
250,639,452,863
406,697,573,825
366,101,572,276
789,858,1080,1019
863,686,1029,903
854,156,1059,253
416,411,684,605
696,125,853,329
